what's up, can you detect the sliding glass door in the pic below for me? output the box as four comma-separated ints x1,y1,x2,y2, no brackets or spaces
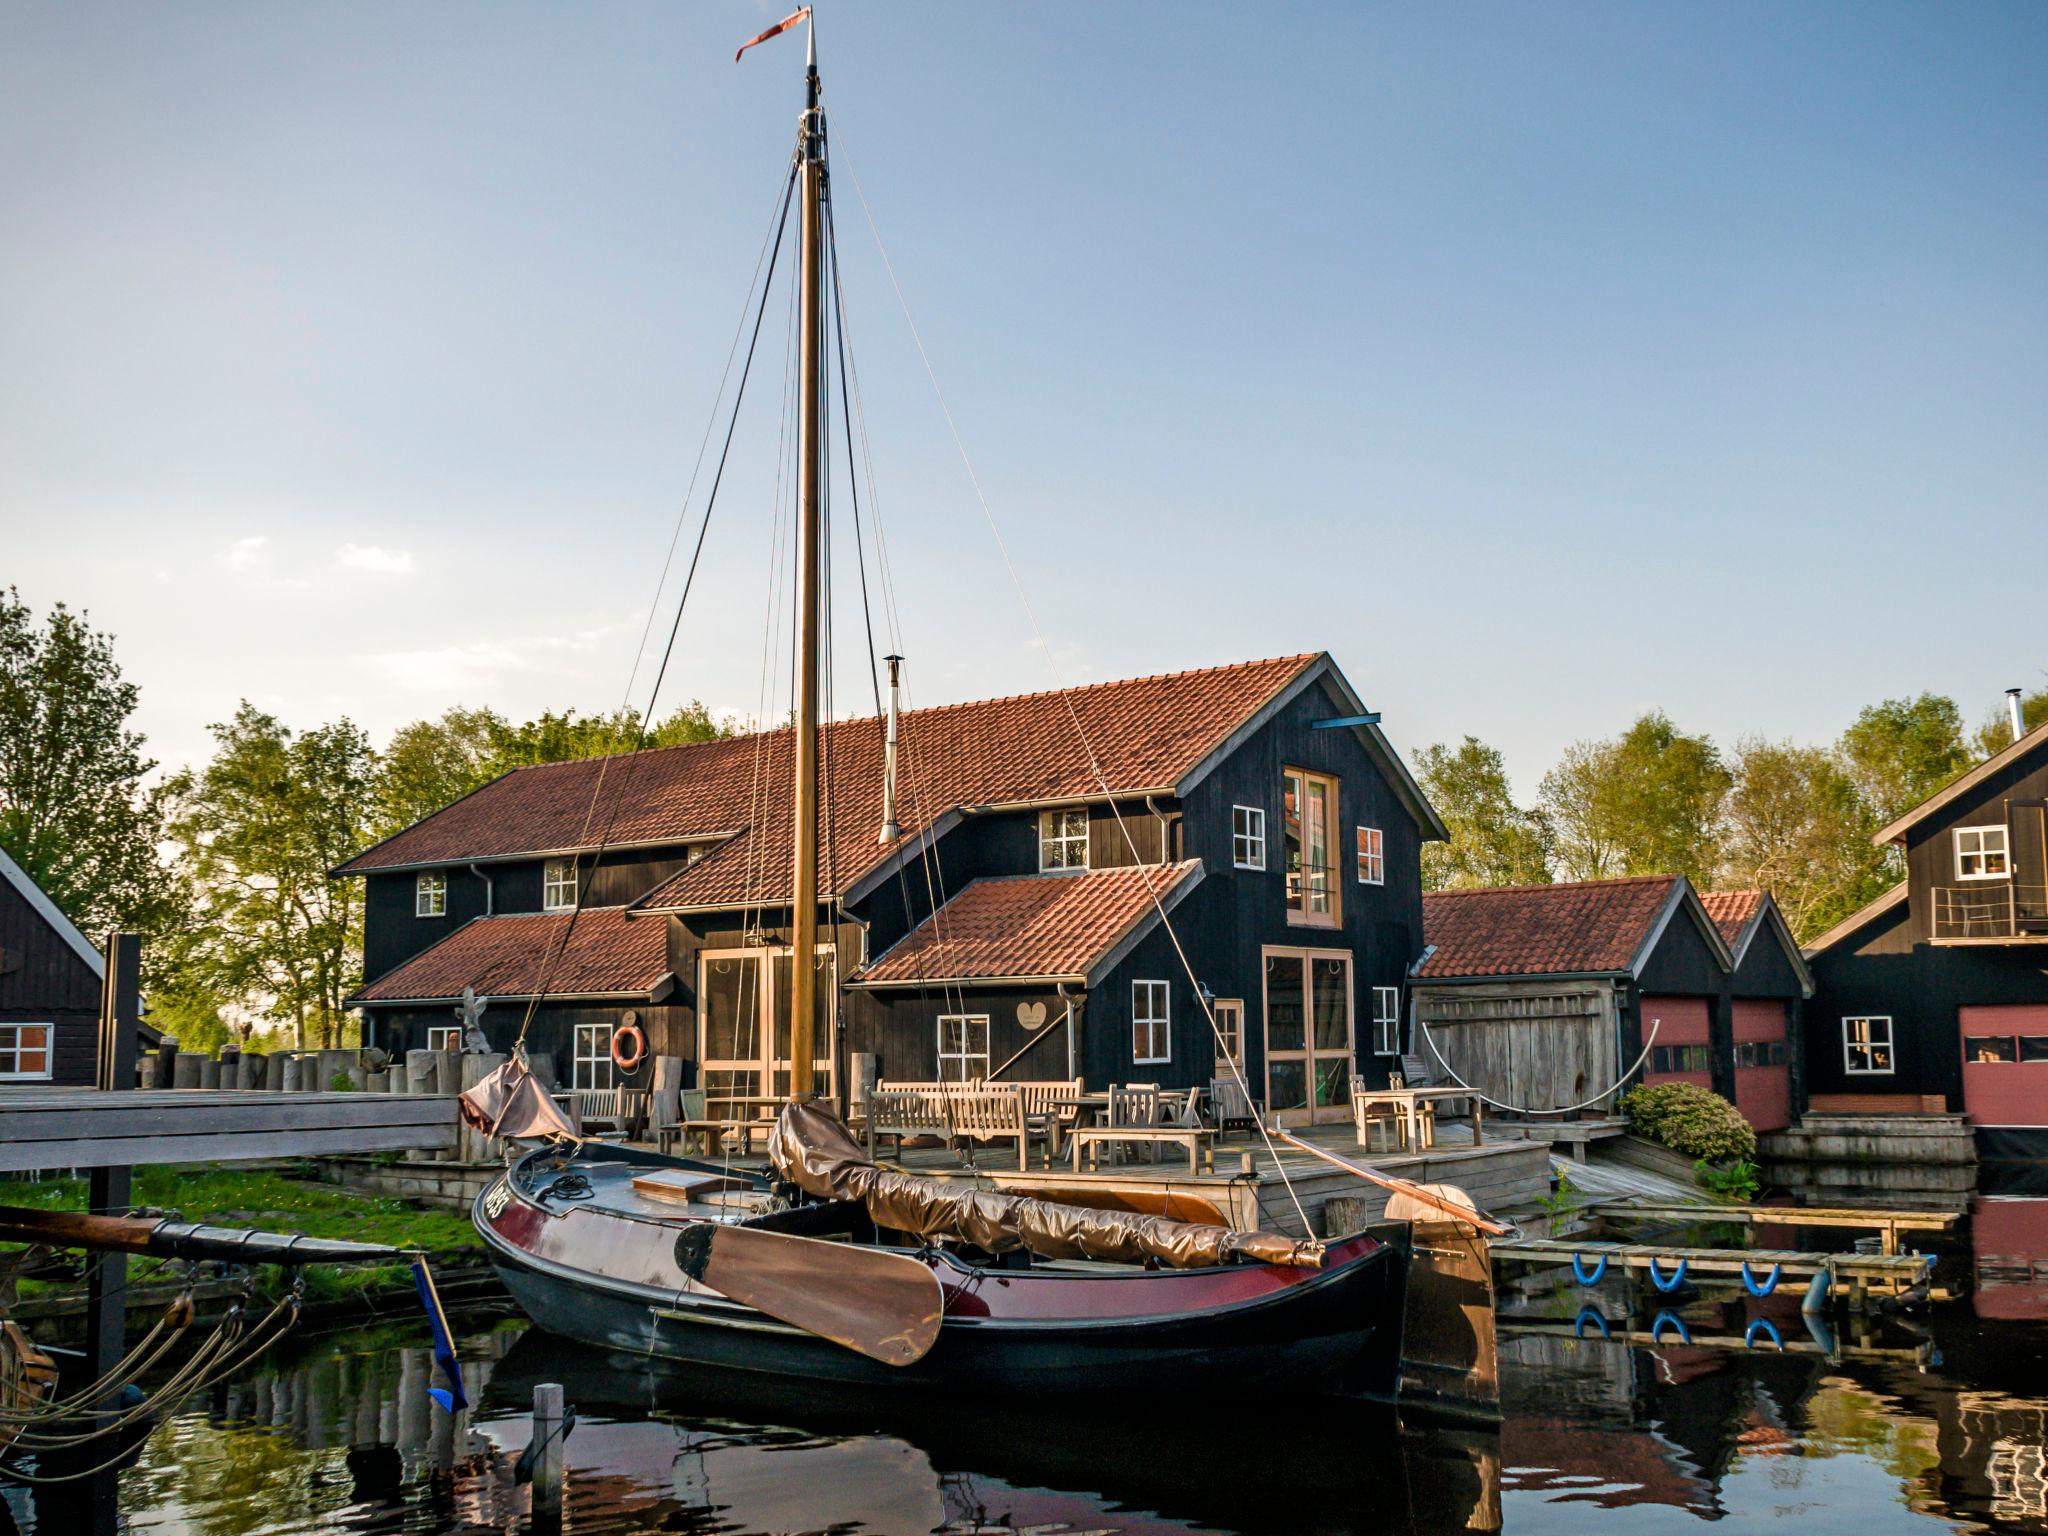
1262,947,1354,1126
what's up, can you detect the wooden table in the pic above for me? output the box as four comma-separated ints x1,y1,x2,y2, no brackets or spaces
1351,1086,1483,1151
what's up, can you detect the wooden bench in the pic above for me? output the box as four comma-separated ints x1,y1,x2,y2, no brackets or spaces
570,1087,627,1136
865,1084,1037,1169
1070,1124,1215,1173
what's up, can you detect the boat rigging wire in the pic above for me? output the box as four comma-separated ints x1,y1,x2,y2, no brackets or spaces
837,153,1315,1232
1414,1015,1662,1116
511,158,799,1052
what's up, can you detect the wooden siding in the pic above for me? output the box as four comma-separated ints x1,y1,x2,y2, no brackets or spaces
0,875,102,1088
1900,746,2048,944
1414,983,1618,1113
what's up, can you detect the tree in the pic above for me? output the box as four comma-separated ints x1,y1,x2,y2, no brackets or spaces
1538,712,1729,885
1411,737,1550,890
1974,682,2048,760
0,588,171,937
166,705,375,1049
1836,693,1971,829
1720,737,1889,940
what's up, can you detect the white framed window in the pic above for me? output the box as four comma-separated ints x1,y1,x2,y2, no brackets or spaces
572,1022,616,1090
1372,986,1401,1055
1132,979,1171,1065
426,1025,462,1052
1039,808,1090,872
0,1024,53,1082
1843,1015,1894,1075
1955,825,2010,880
543,857,578,911
937,1014,991,1082
1212,998,1244,1067
1356,826,1385,886
416,871,447,917
1232,806,1267,870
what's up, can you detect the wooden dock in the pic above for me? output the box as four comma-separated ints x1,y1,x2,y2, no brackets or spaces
1492,1236,1938,1302
1591,1199,1960,1255
0,1088,456,1172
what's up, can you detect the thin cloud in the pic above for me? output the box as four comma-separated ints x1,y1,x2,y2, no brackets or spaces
335,543,417,575
220,536,271,570
357,621,635,694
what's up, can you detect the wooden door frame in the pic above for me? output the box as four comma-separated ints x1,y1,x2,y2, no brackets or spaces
1261,944,1355,1126
697,944,838,1098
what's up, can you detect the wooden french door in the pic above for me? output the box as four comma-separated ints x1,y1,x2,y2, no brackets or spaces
698,946,836,1100
1262,947,1355,1126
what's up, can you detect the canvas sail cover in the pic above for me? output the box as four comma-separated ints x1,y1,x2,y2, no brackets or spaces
768,1102,1325,1270
458,1057,580,1143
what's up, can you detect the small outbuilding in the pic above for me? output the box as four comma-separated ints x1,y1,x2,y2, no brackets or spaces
1412,875,1807,1128
0,846,107,1086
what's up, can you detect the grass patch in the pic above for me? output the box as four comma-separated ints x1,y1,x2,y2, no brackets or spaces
0,1164,481,1303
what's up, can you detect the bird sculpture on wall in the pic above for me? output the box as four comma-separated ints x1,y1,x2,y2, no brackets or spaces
456,986,491,1053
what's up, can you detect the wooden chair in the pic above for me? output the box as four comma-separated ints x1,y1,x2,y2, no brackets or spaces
1402,1049,1472,1122
1013,1079,1083,1163
1071,1084,1214,1174
1350,1077,1405,1153
1208,1076,1261,1138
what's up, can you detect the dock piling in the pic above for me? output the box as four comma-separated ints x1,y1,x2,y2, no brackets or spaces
530,1382,565,1516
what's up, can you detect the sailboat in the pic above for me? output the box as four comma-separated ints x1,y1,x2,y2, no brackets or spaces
468,10,1422,1399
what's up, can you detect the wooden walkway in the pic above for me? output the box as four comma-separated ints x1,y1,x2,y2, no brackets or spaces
0,1089,456,1172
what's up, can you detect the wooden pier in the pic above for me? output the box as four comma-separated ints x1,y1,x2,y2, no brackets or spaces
1492,1236,1939,1304
0,1088,456,1172
1592,1199,1960,1255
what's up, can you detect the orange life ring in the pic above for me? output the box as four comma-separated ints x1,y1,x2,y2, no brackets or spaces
610,1022,646,1074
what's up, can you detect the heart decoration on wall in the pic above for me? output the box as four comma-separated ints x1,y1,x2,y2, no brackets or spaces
1016,1001,1049,1032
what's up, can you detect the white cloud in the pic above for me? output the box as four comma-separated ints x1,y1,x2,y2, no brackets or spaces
221,535,271,570
335,543,416,575
357,621,634,694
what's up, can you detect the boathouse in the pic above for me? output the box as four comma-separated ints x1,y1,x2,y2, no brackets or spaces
1410,876,1807,1127
1803,714,2048,1157
339,653,1448,1125
0,846,112,1087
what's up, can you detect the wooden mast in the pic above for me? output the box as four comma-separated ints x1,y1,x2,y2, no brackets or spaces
789,22,825,1099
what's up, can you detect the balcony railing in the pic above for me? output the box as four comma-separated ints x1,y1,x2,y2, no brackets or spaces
1930,882,2048,942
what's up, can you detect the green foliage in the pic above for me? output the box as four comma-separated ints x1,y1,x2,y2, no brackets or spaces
329,1070,356,1092
165,704,375,1050
1976,683,2048,760
1536,1166,1584,1223
1620,1082,1757,1164
1694,1158,1761,1200
0,588,173,938
1539,712,1730,885
1412,736,1551,890
1722,736,1892,941
1837,693,1972,830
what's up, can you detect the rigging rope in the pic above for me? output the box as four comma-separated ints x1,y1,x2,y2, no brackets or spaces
1414,1015,1661,1117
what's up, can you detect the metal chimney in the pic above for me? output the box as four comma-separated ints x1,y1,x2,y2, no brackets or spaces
879,654,904,844
2009,688,2026,744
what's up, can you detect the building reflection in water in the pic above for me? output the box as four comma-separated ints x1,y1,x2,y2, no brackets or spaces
2,1248,2042,1536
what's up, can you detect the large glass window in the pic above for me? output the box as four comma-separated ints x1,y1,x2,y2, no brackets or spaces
415,871,447,917
572,1022,616,1090
1232,806,1266,870
1262,948,1353,1125
1955,825,2010,880
1843,1016,1894,1075
0,1024,52,1082
543,858,578,910
938,1015,991,1081
1039,808,1090,872
1132,980,1171,1065
698,946,837,1102
1283,770,1339,925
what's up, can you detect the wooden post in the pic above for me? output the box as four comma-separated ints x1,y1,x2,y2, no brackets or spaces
530,1382,564,1516
152,1036,179,1089
86,935,142,1536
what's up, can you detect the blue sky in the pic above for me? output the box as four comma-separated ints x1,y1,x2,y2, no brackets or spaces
4,2,2044,793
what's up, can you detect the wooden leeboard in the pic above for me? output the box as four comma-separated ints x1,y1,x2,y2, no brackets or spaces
674,1221,944,1366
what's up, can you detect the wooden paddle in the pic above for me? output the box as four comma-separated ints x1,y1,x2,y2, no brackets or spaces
674,1221,944,1367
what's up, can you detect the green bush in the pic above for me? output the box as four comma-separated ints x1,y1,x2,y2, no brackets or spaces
1620,1082,1756,1164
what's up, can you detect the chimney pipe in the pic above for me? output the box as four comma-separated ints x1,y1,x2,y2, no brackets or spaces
879,654,904,844
2009,688,2026,745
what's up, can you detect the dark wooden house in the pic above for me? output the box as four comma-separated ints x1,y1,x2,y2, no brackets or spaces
1411,876,1809,1129
1803,716,2048,1156
339,653,1449,1125
0,846,107,1087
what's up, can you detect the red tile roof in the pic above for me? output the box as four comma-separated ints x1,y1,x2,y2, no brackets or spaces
1417,876,1680,979
854,862,1203,986
350,908,671,1004
337,656,1320,911
1698,889,1764,947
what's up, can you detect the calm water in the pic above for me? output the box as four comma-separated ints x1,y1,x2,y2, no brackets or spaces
7,1200,2048,1536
